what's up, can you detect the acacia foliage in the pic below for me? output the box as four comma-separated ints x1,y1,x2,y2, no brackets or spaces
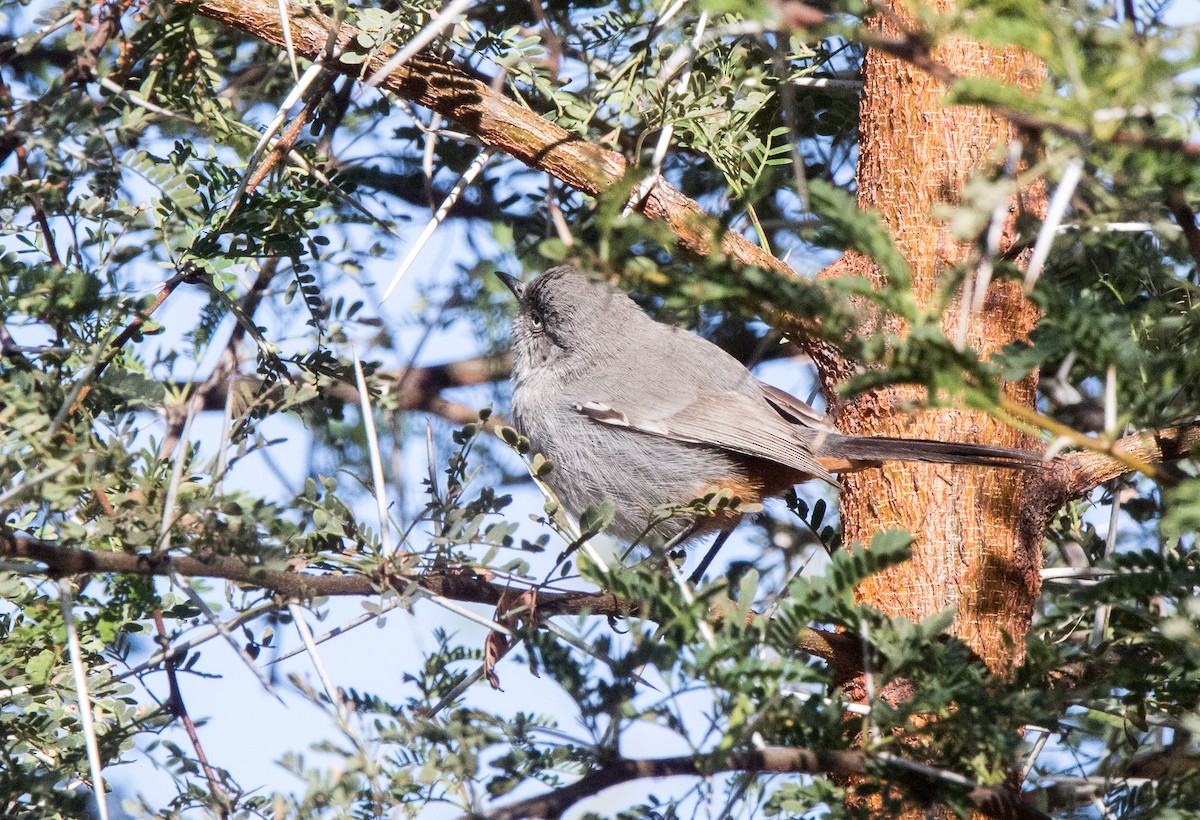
0,0,1199,817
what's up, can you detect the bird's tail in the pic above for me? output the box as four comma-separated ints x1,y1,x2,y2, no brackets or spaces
817,433,1042,469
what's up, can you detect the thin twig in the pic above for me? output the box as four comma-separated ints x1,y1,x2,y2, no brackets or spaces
223,60,328,222
379,147,494,302
424,664,489,718
267,598,402,666
114,602,280,682
773,37,810,213
151,609,230,812
170,571,282,699
791,76,861,90
1035,774,1156,789
353,349,397,556
275,0,299,79
0,460,76,508
288,603,387,812
624,10,710,216
213,379,236,494
422,111,444,210
59,579,110,820
8,10,75,52
97,76,186,119
244,70,336,195
541,620,655,689
655,20,766,81
1040,566,1120,580
1089,480,1125,647
1024,158,1083,290
68,271,191,416
14,144,61,267
289,605,350,719
959,140,1022,348
1020,727,1051,783
998,396,1155,480
859,619,880,743
363,0,475,89
665,559,717,650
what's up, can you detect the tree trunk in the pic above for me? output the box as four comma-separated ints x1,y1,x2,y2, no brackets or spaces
820,2,1048,814
832,0,1047,671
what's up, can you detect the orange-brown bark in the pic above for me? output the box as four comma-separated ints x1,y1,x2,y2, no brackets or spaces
818,6,1049,816
822,1,1048,672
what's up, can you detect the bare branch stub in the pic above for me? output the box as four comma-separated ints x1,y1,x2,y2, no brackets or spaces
1057,422,1200,498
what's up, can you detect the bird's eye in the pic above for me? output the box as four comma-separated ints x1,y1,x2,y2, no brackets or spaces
529,311,544,332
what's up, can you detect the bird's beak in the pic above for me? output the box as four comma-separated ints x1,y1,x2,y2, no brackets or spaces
494,271,526,299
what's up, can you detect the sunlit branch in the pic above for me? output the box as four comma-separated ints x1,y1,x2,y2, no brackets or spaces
182,0,800,281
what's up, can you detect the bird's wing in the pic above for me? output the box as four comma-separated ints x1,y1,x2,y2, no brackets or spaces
574,390,838,486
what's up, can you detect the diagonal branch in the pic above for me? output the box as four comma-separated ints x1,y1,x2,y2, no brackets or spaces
464,746,1052,820
182,0,795,281
150,608,230,811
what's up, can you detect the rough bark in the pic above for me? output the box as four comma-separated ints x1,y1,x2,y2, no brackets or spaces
824,0,1047,671
818,4,1048,815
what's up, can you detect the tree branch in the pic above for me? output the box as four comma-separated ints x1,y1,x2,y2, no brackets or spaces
182,0,797,280
0,527,627,616
1057,422,1200,498
0,528,854,668
464,747,1051,820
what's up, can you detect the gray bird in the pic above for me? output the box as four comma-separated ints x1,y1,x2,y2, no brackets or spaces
498,265,1037,575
